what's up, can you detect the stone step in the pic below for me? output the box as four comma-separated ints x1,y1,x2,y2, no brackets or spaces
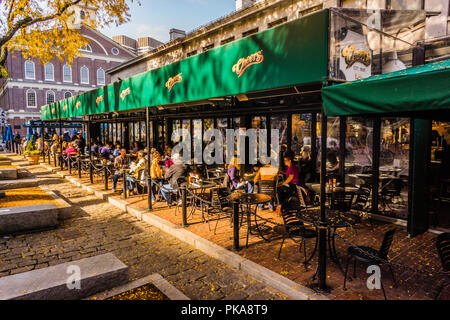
0,178,39,190
0,253,129,300
0,168,18,180
0,204,59,235
0,160,12,166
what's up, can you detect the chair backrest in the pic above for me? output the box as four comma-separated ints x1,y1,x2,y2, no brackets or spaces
378,229,396,260
436,232,450,272
258,180,276,197
281,207,304,229
353,184,372,211
211,187,230,208
295,185,308,209
331,191,356,212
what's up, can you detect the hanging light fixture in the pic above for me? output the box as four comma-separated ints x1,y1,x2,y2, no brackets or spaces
383,51,407,73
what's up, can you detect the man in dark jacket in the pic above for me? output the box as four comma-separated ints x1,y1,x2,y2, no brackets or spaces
160,153,187,206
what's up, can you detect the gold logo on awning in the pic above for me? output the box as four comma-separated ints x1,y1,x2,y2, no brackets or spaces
120,88,131,101
96,95,103,106
75,101,81,110
166,73,183,92
63,105,68,112
342,45,371,68
51,107,56,114
232,50,264,78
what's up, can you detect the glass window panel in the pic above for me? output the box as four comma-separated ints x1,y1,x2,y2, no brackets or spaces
291,114,312,156
380,117,410,219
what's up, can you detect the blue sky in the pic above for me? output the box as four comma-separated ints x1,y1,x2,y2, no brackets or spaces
101,0,236,43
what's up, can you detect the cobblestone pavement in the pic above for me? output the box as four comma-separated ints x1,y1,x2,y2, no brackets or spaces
0,154,287,300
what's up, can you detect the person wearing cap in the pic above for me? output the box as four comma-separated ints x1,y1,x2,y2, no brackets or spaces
160,153,187,206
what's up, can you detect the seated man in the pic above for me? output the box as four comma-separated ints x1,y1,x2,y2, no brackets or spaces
99,142,112,161
126,151,146,196
112,148,128,193
253,163,279,211
160,153,187,206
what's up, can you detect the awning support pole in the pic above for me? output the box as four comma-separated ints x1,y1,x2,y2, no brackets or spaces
146,107,152,211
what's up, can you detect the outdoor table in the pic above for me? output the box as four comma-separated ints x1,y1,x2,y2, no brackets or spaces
227,192,272,250
379,166,403,177
297,208,358,279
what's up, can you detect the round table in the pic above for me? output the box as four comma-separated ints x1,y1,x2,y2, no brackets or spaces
228,192,272,247
298,209,359,279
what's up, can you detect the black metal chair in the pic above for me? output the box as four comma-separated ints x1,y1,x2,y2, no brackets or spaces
343,229,397,300
435,232,450,300
295,185,316,214
206,187,233,234
331,191,356,212
278,206,318,271
257,179,279,209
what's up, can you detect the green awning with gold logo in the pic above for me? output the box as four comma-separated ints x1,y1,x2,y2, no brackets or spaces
42,9,329,121
322,59,450,116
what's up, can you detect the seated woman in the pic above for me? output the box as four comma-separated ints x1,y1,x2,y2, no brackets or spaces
131,141,140,157
99,142,112,162
150,151,163,203
277,155,300,215
126,151,147,196
63,142,78,169
225,156,253,193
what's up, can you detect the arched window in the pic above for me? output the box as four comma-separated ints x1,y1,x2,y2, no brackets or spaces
63,64,72,82
46,91,55,104
97,68,105,85
80,44,92,52
80,66,89,84
25,61,35,79
64,91,72,99
44,63,54,81
26,89,37,108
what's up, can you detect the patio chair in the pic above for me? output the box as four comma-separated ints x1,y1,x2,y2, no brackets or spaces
331,191,356,212
206,187,233,234
295,185,316,214
343,229,397,300
380,178,404,211
257,179,279,209
277,206,318,271
435,232,450,300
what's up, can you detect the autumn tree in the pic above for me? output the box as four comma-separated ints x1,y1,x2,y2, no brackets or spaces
0,0,139,79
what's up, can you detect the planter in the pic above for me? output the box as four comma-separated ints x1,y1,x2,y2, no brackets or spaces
27,154,40,165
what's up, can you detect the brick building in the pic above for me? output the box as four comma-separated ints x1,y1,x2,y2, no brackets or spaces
0,7,137,136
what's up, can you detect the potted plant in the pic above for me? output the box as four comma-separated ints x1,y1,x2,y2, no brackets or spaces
24,137,41,165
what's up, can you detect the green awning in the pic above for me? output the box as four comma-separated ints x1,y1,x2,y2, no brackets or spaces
42,9,329,121
322,59,450,117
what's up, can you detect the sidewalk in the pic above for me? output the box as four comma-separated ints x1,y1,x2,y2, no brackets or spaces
0,153,290,300
33,155,450,300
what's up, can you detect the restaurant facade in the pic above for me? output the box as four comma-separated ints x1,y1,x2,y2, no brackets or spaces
40,6,449,244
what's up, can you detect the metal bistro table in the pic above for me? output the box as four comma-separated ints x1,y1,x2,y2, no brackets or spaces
298,209,358,279
228,192,272,250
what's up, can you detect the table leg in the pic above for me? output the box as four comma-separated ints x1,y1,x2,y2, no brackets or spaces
233,201,240,251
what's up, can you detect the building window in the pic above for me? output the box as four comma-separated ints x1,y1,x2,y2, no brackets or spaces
97,68,105,85
242,28,259,38
46,91,55,104
389,0,423,10
203,44,214,52
44,63,54,81
26,90,37,108
80,66,89,84
187,50,197,57
25,60,35,79
268,17,287,29
111,47,119,55
64,91,72,99
220,37,235,45
80,44,92,52
63,64,72,82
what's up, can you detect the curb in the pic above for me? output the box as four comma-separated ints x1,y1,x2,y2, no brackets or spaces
39,163,328,300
